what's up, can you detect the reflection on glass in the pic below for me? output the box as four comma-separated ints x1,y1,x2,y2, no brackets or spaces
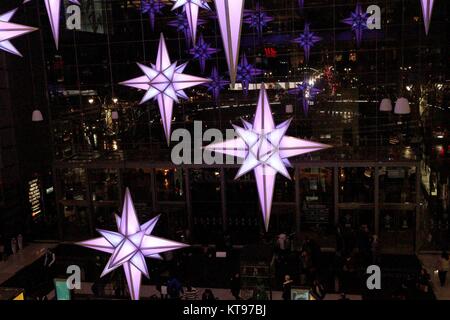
339,167,374,202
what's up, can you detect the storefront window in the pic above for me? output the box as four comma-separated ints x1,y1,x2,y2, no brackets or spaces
191,169,223,244
61,168,87,200
380,210,415,253
155,168,185,201
339,167,374,203
61,205,90,240
379,167,416,203
89,169,119,201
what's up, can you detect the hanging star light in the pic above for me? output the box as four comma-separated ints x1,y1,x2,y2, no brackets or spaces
141,0,165,31
236,53,263,95
288,80,321,115
243,2,273,37
204,67,229,103
214,0,245,87
171,0,210,47
23,0,80,49
0,8,37,57
77,188,188,300
205,84,331,231
342,3,369,47
420,0,435,35
119,34,210,144
292,23,321,64
168,12,207,47
189,34,219,73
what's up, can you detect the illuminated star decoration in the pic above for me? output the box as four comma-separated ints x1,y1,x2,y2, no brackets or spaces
77,188,188,300
236,53,263,95
342,3,369,47
243,3,273,37
292,23,321,65
171,0,210,47
214,0,245,87
141,0,165,31
204,67,229,103
119,34,210,144
0,8,37,57
288,80,320,115
23,0,80,49
188,34,219,73
420,0,435,35
168,12,207,47
206,84,331,231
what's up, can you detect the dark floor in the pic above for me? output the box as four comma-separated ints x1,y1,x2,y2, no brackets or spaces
1,243,434,300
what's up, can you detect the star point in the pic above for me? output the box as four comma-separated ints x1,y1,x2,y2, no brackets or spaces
0,8,38,57
24,0,80,49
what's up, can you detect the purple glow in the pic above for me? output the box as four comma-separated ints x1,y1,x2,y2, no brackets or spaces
78,188,188,300
420,0,435,35
214,0,245,87
141,0,165,31
288,80,320,115
243,3,273,37
23,0,80,49
298,0,304,9
120,34,210,144
171,0,210,46
236,53,263,95
168,12,207,47
292,23,321,64
0,8,37,57
204,67,229,103
189,34,219,73
206,84,331,231
342,3,369,47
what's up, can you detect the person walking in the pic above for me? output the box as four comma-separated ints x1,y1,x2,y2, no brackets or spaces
230,273,241,300
438,251,450,287
282,275,293,300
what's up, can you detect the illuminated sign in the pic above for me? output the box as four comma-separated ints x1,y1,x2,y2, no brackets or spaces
28,179,42,218
54,279,71,300
264,47,277,58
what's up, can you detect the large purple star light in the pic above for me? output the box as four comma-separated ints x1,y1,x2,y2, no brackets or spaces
292,23,321,65
204,67,229,103
120,34,210,144
342,3,369,47
243,3,273,37
206,85,331,230
189,34,219,73
168,12,207,47
171,0,210,46
237,53,262,95
288,80,321,115
214,0,245,87
141,0,165,31
77,189,188,300
23,0,80,49
420,0,435,35
0,8,37,57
